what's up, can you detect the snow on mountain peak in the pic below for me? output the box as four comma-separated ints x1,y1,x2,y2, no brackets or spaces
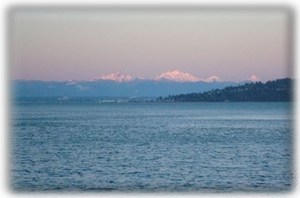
95,72,134,82
155,70,200,82
248,75,261,82
204,75,221,82
92,71,228,83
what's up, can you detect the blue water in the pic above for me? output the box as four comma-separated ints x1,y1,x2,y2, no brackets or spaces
11,102,293,192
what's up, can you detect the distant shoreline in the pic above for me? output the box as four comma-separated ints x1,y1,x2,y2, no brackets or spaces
159,78,293,102
12,78,293,102
12,97,292,105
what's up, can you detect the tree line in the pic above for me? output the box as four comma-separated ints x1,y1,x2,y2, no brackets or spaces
158,78,293,102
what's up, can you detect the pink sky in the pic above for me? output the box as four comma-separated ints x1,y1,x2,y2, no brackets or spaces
10,7,292,81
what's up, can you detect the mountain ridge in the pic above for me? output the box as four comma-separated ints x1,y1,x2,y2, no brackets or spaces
15,70,262,84
13,79,241,98
87,70,226,83
154,70,201,82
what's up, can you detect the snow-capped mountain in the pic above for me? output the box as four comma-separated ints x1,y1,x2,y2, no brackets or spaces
94,72,134,82
205,75,221,82
154,70,200,82
13,70,243,98
92,70,221,83
248,75,261,82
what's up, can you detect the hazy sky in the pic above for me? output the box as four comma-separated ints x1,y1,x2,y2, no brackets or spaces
10,7,291,81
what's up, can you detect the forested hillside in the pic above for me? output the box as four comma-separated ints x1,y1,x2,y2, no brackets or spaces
159,78,293,102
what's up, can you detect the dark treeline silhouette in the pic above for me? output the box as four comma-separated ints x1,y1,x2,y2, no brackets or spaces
159,78,293,102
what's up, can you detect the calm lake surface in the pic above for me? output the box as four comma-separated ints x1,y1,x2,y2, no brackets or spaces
11,102,293,192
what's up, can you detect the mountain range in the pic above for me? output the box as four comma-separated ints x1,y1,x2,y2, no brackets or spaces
13,70,259,98
93,70,224,83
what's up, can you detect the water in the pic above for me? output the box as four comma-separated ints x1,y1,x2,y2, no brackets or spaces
11,102,293,192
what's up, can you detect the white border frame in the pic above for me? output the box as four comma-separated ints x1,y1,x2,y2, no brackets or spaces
1,1,298,198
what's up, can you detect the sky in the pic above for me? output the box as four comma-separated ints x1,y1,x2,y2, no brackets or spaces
10,7,292,82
